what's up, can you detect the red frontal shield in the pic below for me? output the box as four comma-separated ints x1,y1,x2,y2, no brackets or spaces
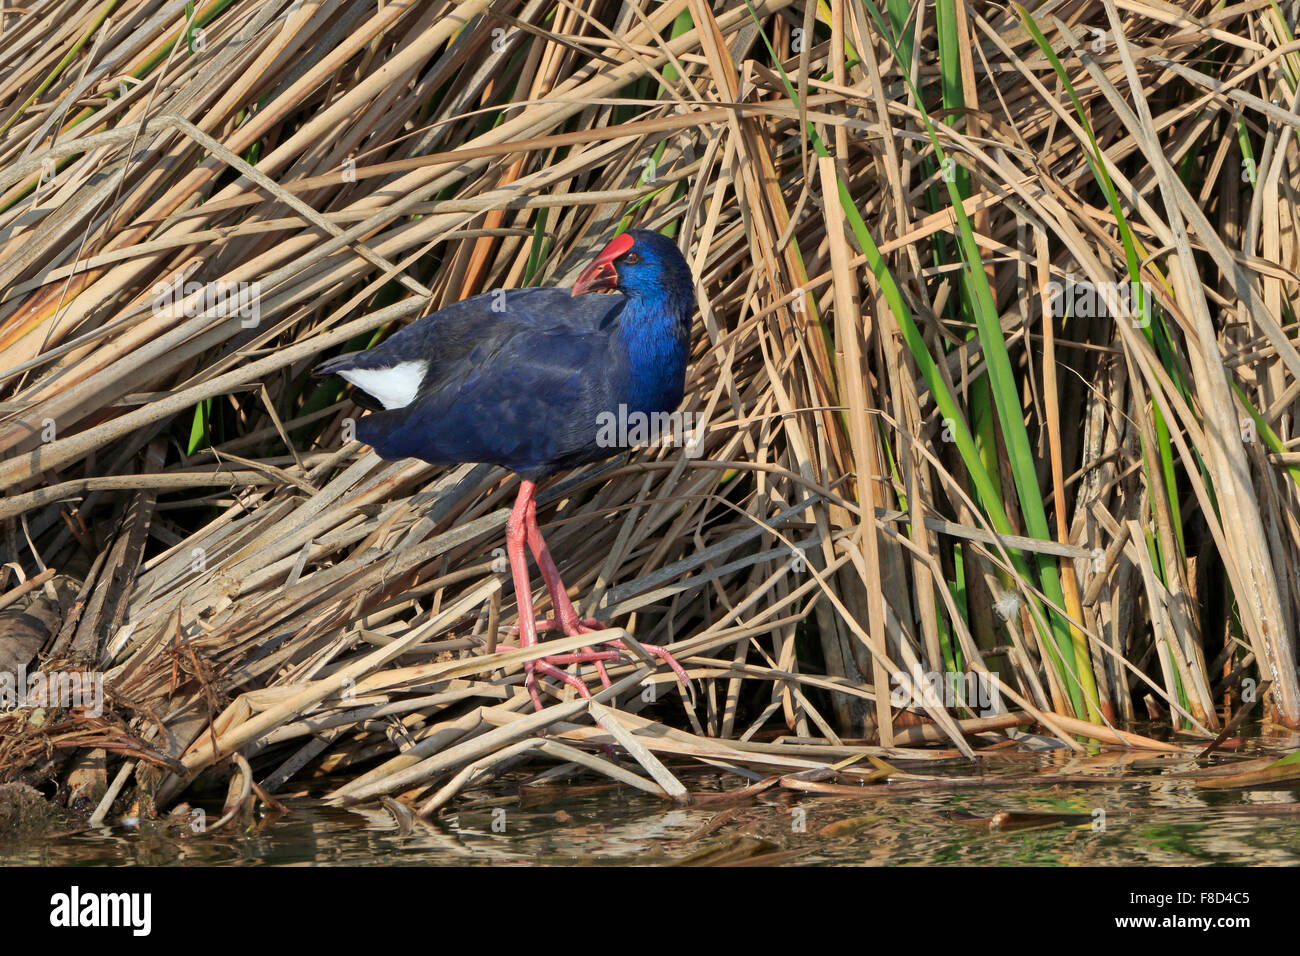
572,233,635,296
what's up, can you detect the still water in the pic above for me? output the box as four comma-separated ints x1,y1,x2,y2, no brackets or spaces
5,745,1300,865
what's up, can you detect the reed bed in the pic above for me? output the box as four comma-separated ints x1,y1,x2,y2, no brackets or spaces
1,0,1299,821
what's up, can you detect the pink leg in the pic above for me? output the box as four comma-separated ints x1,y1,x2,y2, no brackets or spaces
501,495,600,635
504,480,592,708
524,493,603,634
496,479,692,708
524,494,692,692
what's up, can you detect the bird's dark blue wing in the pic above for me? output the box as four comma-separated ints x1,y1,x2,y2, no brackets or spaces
316,288,625,385
355,320,626,476
313,265,696,477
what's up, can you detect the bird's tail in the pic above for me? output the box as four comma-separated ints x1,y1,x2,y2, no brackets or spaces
312,352,361,377
313,352,387,411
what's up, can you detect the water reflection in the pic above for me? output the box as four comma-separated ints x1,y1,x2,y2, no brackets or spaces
4,751,1300,866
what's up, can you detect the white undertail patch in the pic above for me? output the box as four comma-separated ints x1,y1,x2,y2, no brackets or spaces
339,360,427,409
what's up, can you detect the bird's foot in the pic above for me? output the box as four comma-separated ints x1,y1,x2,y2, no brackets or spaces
508,616,605,636
597,639,693,692
527,639,692,696
525,658,599,708
592,639,691,691
497,629,692,709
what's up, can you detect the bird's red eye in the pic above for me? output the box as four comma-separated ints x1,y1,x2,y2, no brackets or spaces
623,251,640,264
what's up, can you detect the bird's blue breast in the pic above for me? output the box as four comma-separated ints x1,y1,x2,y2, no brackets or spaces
613,292,690,414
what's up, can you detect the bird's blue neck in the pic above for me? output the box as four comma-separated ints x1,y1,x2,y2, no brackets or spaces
617,290,692,412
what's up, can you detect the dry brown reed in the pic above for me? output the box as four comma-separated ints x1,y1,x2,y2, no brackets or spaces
1,0,1298,818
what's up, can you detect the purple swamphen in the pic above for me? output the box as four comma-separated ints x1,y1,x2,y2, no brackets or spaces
315,230,695,707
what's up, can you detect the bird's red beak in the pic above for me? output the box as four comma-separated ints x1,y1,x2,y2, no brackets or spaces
572,233,634,296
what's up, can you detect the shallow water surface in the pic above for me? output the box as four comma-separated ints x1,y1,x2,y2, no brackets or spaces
5,745,1300,866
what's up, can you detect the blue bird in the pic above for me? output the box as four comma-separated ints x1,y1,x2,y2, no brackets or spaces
315,230,695,707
